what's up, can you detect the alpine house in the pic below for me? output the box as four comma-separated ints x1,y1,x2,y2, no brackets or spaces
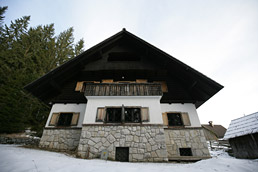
24,29,223,162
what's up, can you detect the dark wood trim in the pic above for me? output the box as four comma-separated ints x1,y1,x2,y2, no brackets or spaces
44,127,82,130
82,123,164,127
164,127,203,130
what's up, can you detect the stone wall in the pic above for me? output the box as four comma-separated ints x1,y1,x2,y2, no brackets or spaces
77,125,168,162
0,136,40,146
39,128,82,151
164,128,210,158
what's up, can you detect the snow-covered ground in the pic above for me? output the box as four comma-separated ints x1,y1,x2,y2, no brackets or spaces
0,144,257,172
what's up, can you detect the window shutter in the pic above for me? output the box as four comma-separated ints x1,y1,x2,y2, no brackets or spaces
102,79,113,83
162,113,168,126
141,107,149,122
136,79,147,83
71,113,80,126
75,82,84,91
49,113,59,126
96,108,105,122
154,81,168,92
181,112,191,126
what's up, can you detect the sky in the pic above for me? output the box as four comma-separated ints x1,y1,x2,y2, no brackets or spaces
2,0,258,128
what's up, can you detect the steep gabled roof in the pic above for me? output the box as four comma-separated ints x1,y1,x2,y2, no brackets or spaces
202,124,227,138
24,29,223,107
224,112,258,140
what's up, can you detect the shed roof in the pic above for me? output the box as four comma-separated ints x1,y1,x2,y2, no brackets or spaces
202,124,226,138
224,112,258,140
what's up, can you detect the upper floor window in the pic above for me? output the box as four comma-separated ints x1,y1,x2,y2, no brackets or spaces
162,112,191,127
96,106,148,123
167,113,183,126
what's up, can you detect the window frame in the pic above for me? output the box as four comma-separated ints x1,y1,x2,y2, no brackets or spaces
96,106,149,124
49,112,80,127
162,111,191,128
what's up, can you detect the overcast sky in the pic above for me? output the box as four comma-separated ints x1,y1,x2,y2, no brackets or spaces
2,0,258,128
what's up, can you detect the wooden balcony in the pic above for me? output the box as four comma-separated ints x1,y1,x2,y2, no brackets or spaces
84,83,163,96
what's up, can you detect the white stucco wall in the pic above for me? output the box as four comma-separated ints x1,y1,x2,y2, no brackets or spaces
83,96,163,124
45,103,86,127
160,103,201,127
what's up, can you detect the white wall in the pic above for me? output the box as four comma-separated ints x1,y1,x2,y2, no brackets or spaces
160,103,201,127
45,103,86,127
83,96,163,124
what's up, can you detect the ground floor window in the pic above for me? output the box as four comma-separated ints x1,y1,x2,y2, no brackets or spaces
179,148,193,156
57,113,73,126
49,112,80,127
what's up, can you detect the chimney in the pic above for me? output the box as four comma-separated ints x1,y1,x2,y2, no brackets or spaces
208,121,214,127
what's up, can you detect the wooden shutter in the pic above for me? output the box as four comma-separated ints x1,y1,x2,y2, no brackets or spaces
96,108,105,122
71,113,80,126
154,81,168,92
102,79,113,83
181,112,191,126
49,113,59,126
136,79,147,83
141,107,149,122
75,81,84,91
162,113,168,126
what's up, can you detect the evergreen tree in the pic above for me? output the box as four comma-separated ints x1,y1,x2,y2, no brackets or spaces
0,7,84,135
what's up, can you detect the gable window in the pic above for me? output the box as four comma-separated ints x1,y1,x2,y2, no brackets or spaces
49,112,80,127
162,112,191,127
96,106,149,123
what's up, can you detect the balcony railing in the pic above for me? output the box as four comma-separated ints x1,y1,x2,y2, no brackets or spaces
84,83,163,96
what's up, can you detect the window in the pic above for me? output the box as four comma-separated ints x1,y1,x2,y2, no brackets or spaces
115,147,129,162
57,113,73,126
96,106,149,123
179,148,193,156
49,112,80,126
162,112,191,127
167,113,183,126
124,108,141,123
106,108,122,123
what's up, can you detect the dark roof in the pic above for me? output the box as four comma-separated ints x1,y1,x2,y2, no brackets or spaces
24,29,223,107
202,124,227,138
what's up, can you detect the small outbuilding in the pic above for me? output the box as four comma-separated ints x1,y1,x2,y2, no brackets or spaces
224,112,258,159
202,121,226,141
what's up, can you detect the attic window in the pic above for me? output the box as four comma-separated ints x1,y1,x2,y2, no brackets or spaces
108,52,141,61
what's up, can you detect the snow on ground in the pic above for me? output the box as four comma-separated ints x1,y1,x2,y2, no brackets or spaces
0,144,257,172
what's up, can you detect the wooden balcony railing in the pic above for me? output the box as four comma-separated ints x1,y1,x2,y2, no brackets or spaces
84,83,163,96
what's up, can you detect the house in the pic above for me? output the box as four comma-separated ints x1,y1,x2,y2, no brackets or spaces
24,29,223,162
224,112,258,159
202,121,227,141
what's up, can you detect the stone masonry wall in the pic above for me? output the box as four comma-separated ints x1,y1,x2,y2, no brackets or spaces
77,125,168,162
39,128,81,151
164,128,210,158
